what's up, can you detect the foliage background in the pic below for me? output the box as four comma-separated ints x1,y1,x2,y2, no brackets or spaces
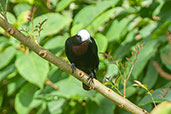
0,0,171,114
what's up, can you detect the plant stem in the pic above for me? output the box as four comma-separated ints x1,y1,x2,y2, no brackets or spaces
150,93,157,107
123,62,135,97
123,79,126,97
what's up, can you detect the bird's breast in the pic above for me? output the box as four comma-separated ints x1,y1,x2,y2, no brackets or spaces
72,42,89,56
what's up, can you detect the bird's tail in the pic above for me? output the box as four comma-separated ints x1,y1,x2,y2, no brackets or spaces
82,71,96,91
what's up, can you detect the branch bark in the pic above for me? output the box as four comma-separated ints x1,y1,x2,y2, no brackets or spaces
0,17,149,114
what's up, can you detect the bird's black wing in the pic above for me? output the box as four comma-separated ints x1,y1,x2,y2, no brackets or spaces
65,37,76,64
89,37,99,70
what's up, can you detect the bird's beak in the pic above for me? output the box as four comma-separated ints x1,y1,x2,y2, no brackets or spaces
87,38,92,43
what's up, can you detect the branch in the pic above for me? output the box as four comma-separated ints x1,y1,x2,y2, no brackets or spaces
0,17,149,114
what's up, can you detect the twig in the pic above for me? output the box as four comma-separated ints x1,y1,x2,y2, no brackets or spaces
162,87,170,101
161,54,171,64
126,64,135,82
123,44,143,97
159,87,170,101
152,61,171,80
166,31,171,47
35,18,47,43
166,31,171,57
45,79,59,90
124,61,135,97
133,80,157,107
47,0,51,7
0,17,149,114
31,6,37,41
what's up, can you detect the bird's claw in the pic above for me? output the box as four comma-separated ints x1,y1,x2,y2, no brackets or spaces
71,63,76,73
87,77,93,85
87,72,94,85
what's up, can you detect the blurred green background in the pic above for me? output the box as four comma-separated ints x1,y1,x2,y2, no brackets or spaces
0,0,171,114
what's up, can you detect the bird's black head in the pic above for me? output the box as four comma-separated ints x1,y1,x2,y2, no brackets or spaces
73,29,92,44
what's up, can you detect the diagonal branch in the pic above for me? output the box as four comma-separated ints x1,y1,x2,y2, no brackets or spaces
0,17,148,114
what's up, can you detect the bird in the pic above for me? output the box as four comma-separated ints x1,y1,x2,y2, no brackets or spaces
65,29,99,90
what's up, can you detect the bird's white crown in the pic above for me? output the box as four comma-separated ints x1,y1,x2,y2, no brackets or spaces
77,29,90,42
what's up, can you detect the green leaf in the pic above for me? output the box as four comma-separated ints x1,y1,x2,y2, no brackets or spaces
104,64,118,80
124,86,137,98
53,76,96,98
6,12,17,24
13,3,31,16
48,98,66,114
106,19,118,41
10,0,34,4
151,101,171,114
163,81,171,88
122,29,137,44
139,22,157,38
0,36,8,43
32,13,72,38
160,44,171,70
17,10,30,25
9,36,20,47
15,83,41,114
15,52,49,88
44,36,66,50
138,88,171,106
44,35,68,56
159,1,171,22
152,21,171,39
85,99,103,114
0,36,9,51
114,41,137,60
56,0,73,12
85,93,116,114
106,15,135,42
73,0,118,29
36,101,48,114
70,24,83,36
0,46,16,69
87,8,115,31
7,75,26,96
0,64,16,81
0,89,3,108
48,66,69,83
94,93,116,114
143,59,159,90
141,104,153,113
0,0,6,11
128,17,142,31
95,33,108,52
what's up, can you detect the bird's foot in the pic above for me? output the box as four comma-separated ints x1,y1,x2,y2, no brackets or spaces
87,72,94,85
71,63,76,73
